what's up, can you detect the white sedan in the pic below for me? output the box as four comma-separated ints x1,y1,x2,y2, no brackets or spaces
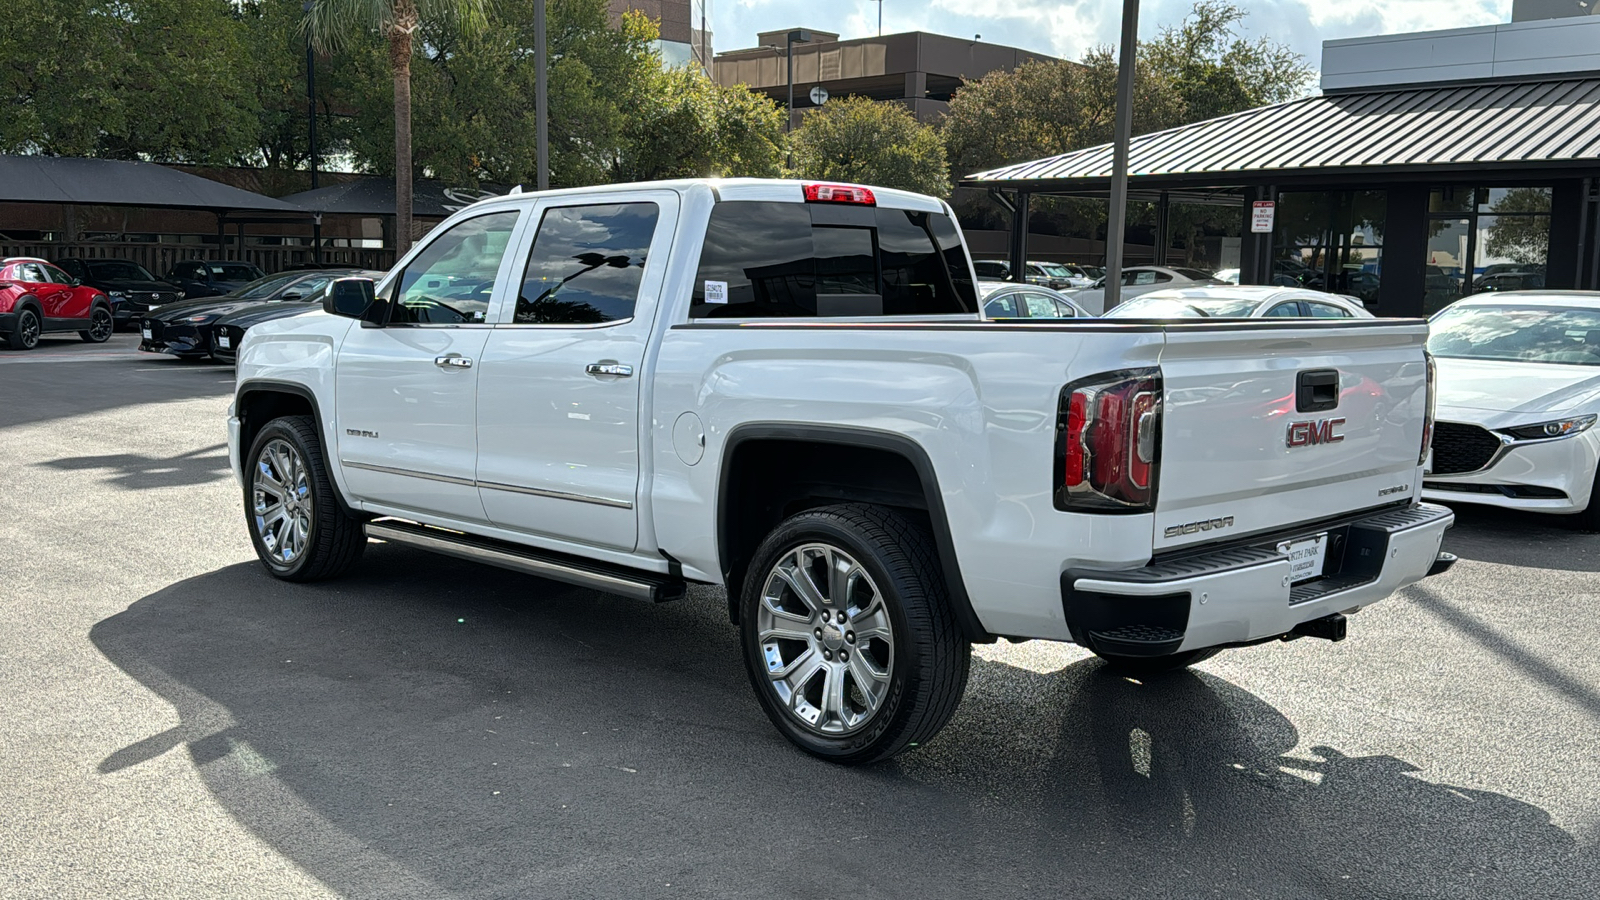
1067,265,1224,315
978,281,1091,320
1100,285,1373,320
1421,293,1600,530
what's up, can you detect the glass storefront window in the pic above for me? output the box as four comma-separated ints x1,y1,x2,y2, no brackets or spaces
1425,186,1551,314
1272,190,1385,310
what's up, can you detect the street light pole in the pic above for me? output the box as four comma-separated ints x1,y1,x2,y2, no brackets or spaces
535,0,549,191
1104,0,1139,310
303,1,321,263
785,29,812,169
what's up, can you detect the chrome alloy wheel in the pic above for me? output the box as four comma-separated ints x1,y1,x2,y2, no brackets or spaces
757,543,895,736
252,438,312,565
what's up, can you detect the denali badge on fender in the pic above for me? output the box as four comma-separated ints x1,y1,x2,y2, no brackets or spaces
1164,516,1235,538
1287,417,1346,448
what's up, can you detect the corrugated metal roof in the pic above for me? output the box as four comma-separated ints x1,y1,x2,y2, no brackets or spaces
964,78,1600,189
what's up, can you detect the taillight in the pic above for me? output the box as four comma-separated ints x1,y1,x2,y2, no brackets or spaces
803,183,876,206
1420,351,1437,466
1056,368,1163,512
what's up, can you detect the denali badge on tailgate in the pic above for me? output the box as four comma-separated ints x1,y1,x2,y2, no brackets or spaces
1286,417,1346,448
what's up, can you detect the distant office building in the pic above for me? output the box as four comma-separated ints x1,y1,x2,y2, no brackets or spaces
608,0,710,68
714,29,1055,125
1512,0,1600,20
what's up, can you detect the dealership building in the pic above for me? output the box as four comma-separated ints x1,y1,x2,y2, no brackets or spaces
967,8,1600,317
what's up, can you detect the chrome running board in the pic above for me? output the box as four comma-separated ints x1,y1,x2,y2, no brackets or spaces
364,519,685,603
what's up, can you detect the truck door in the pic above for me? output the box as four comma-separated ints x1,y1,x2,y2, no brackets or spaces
333,208,524,524
475,192,679,552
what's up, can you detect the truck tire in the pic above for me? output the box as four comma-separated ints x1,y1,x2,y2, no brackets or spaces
739,503,970,765
1093,647,1222,676
245,415,366,582
79,306,114,343
6,307,41,350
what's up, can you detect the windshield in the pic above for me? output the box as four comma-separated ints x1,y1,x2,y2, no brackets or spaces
1427,304,1600,366
1172,267,1221,282
87,260,155,281
1036,263,1071,278
1105,295,1261,318
235,272,307,299
211,264,262,280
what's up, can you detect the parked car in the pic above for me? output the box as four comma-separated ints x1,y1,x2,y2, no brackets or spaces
972,260,1089,290
1101,286,1373,320
140,270,340,360
52,258,184,330
210,268,382,363
1068,265,1224,315
979,281,1091,319
229,178,1454,764
0,257,115,350
164,259,266,298
1422,292,1600,529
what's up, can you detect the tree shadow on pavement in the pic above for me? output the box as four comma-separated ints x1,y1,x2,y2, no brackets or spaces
91,545,1595,900
1439,503,1600,573
38,442,230,491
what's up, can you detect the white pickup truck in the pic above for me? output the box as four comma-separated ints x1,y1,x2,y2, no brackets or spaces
229,178,1455,764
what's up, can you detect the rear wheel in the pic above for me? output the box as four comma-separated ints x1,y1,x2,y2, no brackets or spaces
79,306,114,343
6,308,40,350
1093,647,1222,677
245,415,366,582
740,504,970,765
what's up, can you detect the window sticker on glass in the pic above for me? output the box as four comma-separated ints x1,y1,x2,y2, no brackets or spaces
704,280,729,304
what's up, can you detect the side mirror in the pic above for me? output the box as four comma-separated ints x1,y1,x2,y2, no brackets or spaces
325,277,377,320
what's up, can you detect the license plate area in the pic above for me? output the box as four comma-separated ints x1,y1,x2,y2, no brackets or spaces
217,333,231,348
141,327,152,339
1278,533,1329,585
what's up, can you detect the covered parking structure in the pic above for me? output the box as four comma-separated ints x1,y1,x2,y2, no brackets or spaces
964,20,1600,317
0,154,320,275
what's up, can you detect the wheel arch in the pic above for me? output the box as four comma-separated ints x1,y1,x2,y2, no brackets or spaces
716,424,993,643
236,379,359,518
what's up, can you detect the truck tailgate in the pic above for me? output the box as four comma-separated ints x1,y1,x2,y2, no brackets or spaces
1154,321,1430,552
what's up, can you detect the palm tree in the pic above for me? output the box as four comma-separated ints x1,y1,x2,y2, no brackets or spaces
303,0,488,253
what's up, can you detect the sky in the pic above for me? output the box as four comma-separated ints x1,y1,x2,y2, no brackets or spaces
708,0,1514,74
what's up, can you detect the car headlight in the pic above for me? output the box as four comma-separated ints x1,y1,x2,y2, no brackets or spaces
109,291,127,299
179,314,214,324
1500,415,1597,441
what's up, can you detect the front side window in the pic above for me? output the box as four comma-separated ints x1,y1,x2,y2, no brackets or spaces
1427,305,1600,366
515,203,659,325
984,293,1019,318
40,264,73,285
1306,302,1352,318
690,201,977,318
391,210,520,325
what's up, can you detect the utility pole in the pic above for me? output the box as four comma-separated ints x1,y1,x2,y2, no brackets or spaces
785,29,812,168
535,0,549,191
1103,0,1139,310
877,0,883,36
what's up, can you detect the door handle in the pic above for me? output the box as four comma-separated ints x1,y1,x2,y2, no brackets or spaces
434,354,473,369
586,363,634,378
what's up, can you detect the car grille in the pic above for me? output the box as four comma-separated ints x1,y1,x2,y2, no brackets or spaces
1430,422,1503,475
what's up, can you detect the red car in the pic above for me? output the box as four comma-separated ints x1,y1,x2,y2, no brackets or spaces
0,257,115,350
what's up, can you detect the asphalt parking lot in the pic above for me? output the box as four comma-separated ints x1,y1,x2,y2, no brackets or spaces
2,332,1598,900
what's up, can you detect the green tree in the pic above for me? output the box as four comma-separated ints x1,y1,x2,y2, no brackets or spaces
305,0,489,251
613,64,785,182
790,96,950,198
1483,188,1552,266
1,0,261,162
942,0,1313,178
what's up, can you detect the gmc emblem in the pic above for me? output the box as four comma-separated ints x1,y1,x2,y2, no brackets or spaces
1287,417,1346,448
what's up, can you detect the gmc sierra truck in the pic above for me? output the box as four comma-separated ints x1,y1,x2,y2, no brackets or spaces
228,179,1455,764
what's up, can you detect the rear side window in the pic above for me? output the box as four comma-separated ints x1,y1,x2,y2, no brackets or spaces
690,201,977,318
516,203,659,324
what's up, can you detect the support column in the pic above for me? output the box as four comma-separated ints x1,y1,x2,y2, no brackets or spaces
216,214,226,258
1239,186,1276,285
313,213,324,265
1008,191,1031,282
235,221,246,262
1154,192,1171,266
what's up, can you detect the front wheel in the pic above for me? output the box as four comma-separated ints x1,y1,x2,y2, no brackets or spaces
1093,647,1222,677
79,306,114,343
6,308,40,350
739,504,970,765
245,415,366,581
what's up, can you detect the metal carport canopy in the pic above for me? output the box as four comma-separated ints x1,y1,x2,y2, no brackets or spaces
0,154,310,215
962,77,1600,192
